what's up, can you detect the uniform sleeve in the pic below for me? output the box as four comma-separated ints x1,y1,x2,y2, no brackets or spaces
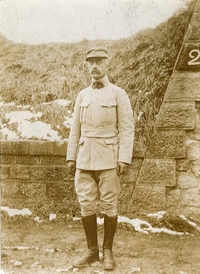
117,89,134,164
66,93,82,161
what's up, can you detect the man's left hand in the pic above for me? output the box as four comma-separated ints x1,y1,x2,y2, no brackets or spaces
117,162,129,175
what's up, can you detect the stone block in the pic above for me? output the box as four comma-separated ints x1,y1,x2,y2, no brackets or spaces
20,182,46,198
130,185,166,214
28,141,46,155
176,159,190,171
146,130,185,158
45,142,54,155
164,72,200,101
18,141,29,154
0,155,16,165
10,166,30,180
16,155,40,165
186,140,200,160
137,159,176,187
189,160,200,179
175,43,200,72
54,141,67,156
40,156,53,165
180,188,200,207
30,167,45,180
12,141,29,155
177,171,199,188
30,166,62,181
0,141,13,154
155,101,195,129
187,130,200,141
0,166,9,180
184,12,200,42
1,181,20,198
46,182,73,199
45,166,63,180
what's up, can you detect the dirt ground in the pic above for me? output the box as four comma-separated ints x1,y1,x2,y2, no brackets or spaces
1,219,200,274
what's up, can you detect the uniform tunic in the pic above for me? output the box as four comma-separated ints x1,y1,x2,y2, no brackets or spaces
66,76,134,170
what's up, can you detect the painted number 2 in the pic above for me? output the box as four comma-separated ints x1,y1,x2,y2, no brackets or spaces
188,49,200,65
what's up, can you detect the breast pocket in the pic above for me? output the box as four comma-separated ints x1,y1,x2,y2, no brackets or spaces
101,101,117,123
80,101,90,124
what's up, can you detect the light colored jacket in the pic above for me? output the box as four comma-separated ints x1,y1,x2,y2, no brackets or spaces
66,76,134,170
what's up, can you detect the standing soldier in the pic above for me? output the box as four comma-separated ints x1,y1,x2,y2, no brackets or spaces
67,47,134,271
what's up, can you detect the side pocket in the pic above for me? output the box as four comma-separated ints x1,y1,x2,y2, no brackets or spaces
104,137,119,162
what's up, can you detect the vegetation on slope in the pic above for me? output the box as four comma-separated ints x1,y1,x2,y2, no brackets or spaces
0,2,192,149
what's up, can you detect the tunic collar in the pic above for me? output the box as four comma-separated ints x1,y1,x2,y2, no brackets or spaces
92,76,110,87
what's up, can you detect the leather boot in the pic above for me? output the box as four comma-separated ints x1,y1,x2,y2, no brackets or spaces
103,215,117,270
73,214,99,268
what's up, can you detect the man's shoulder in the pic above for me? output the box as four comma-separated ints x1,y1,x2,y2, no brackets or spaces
108,83,127,95
78,85,92,95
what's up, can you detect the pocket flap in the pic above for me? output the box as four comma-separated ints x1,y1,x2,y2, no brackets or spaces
80,101,90,107
101,101,117,107
104,136,119,145
78,137,84,145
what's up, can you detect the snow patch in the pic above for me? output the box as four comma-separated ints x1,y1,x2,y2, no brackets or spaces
5,111,42,124
1,207,32,217
17,120,61,140
63,116,73,128
49,214,57,221
53,99,70,107
147,211,166,219
0,128,18,140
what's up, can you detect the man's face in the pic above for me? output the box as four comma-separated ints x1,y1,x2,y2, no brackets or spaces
87,58,109,80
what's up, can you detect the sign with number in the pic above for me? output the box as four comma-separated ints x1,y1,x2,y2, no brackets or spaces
188,49,200,66
176,43,200,71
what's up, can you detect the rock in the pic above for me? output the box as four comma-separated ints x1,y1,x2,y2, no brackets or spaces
129,267,141,273
13,260,22,267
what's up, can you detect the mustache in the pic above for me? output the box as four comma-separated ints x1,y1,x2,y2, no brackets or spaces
91,70,99,73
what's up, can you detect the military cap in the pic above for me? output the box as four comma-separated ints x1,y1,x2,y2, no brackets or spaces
86,47,109,61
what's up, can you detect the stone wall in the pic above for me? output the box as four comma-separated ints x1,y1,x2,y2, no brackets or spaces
128,0,200,218
0,140,142,216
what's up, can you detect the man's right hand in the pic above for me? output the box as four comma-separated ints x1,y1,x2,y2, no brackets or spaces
67,161,76,175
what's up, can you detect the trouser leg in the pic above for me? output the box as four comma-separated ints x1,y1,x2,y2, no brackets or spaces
97,169,120,217
73,214,99,268
103,214,118,270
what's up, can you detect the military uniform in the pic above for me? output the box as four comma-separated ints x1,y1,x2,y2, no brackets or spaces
66,47,134,270
67,76,134,215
